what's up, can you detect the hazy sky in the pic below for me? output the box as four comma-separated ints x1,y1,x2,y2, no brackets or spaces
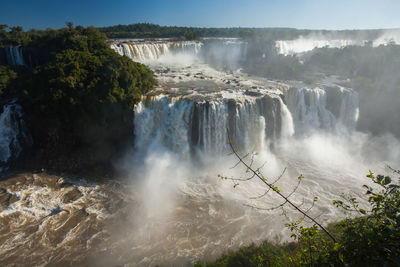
2,0,400,30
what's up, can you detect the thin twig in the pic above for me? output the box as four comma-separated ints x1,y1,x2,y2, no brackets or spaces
227,134,337,243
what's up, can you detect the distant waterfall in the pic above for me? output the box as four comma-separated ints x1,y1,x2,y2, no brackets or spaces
275,39,366,56
275,34,400,56
0,46,26,66
200,39,248,69
284,85,359,135
0,102,32,170
111,41,203,62
110,39,247,69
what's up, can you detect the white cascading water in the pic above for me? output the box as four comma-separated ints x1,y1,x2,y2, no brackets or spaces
133,86,358,160
275,39,365,56
111,38,362,160
111,39,247,70
134,94,290,159
275,31,400,56
284,86,359,135
4,46,25,66
0,102,31,170
111,41,203,62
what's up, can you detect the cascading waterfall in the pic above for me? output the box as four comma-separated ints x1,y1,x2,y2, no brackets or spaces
0,102,31,170
275,39,365,56
111,41,203,62
283,85,359,135
112,39,360,164
133,84,358,161
275,32,400,56
134,93,295,159
111,39,247,69
0,46,26,66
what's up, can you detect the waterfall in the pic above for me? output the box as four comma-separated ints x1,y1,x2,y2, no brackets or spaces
110,39,247,69
0,101,32,170
275,39,366,56
200,39,248,69
284,85,359,135
111,41,203,62
4,46,26,66
275,33,400,56
133,84,359,160
121,39,360,161
134,93,290,159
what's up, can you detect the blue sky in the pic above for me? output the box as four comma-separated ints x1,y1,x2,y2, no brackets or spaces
1,0,400,30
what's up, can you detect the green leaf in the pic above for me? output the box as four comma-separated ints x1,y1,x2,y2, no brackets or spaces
384,176,392,185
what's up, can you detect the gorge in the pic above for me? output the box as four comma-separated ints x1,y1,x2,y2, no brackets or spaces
0,32,399,266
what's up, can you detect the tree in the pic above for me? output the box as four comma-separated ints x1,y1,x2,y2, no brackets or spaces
66,21,74,30
0,25,156,169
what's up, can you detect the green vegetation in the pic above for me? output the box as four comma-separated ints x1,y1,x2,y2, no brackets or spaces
99,23,385,42
0,23,156,171
196,169,400,266
0,66,17,96
99,23,256,40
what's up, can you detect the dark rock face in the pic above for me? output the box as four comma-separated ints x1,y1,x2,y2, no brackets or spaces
325,86,344,118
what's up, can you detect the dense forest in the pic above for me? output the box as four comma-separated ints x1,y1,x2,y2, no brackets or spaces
0,23,156,171
98,23,385,41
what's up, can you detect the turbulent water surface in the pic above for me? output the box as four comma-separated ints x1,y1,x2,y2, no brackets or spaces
0,39,397,266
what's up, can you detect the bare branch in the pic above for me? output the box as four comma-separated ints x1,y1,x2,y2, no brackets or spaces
226,133,337,243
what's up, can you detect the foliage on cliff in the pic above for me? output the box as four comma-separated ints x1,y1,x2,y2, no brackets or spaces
0,24,156,169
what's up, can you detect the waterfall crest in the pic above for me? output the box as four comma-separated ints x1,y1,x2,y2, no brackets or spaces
134,93,295,158
110,39,247,69
134,84,359,159
111,41,202,62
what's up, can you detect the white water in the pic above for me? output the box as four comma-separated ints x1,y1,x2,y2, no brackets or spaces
4,46,25,66
111,41,203,63
276,38,365,56
111,39,247,70
373,29,400,46
134,94,290,159
0,102,30,168
276,31,400,55
284,85,359,135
